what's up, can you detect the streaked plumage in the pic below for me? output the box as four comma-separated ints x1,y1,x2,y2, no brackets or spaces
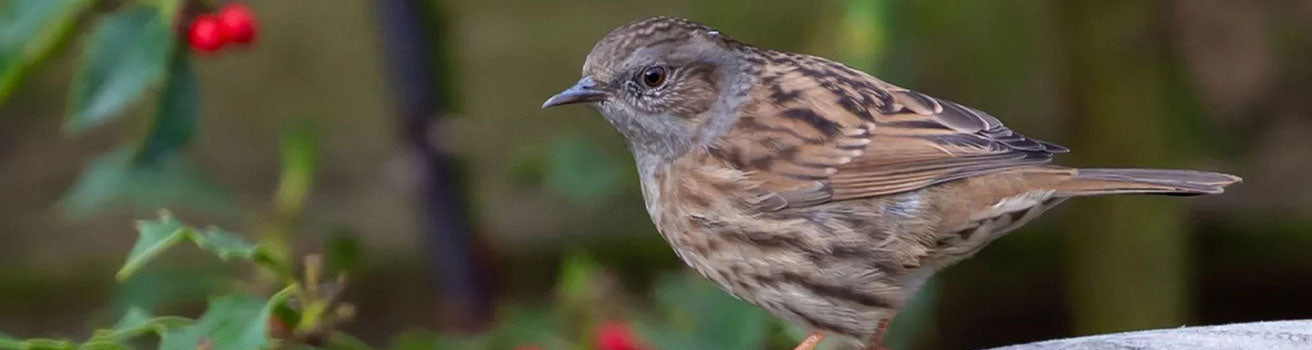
543,17,1240,349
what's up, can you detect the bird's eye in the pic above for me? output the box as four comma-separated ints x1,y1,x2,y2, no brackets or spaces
641,66,666,88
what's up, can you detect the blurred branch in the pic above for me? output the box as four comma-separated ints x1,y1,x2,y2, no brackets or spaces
374,0,492,329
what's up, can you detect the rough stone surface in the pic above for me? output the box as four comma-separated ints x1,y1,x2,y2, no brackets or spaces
992,320,1312,350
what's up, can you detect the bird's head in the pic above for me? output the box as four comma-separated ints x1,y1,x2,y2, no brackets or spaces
543,17,745,163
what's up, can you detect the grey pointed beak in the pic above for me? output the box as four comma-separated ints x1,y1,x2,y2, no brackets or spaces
542,76,606,108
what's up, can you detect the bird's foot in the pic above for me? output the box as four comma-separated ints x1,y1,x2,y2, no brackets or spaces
793,332,825,350
864,318,893,350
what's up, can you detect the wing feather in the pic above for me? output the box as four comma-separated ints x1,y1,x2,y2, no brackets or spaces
709,52,1066,209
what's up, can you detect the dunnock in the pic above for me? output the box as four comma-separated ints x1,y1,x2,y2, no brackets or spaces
543,17,1239,350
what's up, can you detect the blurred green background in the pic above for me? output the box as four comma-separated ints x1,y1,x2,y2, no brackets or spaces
2,0,1310,349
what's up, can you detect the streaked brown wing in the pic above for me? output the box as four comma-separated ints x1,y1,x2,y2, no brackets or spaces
828,86,1068,201
710,55,1067,209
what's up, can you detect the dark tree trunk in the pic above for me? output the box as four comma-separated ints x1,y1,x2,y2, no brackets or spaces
375,0,492,329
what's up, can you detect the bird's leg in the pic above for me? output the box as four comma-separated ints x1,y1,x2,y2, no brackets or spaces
863,318,893,350
792,332,825,350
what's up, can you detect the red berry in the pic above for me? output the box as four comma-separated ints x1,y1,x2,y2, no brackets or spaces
187,15,227,53
595,322,647,350
217,3,257,45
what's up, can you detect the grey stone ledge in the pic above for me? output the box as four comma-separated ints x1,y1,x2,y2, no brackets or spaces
991,320,1312,350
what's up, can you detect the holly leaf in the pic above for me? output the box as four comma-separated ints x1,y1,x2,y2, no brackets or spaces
157,294,274,350
117,211,189,280
91,307,193,343
111,307,155,331
192,227,259,261
66,6,173,132
116,211,261,280
111,266,226,321
0,0,92,106
136,53,197,166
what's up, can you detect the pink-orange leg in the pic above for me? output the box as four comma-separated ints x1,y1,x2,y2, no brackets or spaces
793,332,825,350
864,318,893,350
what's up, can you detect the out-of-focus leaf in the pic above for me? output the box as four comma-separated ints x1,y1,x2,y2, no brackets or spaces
275,120,317,215
325,332,374,350
0,0,91,105
0,332,21,349
136,53,197,166
75,342,128,350
117,211,189,280
391,329,482,350
0,338,74,350
388,307,572,350
837,0,889,72
144,0,185,23
545,135,624,205
556,252,598,306
487,306,568,349
113,266,226,316
324,231,362,275
638,273,771,350
111,307,155,331
157,293,273,350
193,227,259,261
116,211,261,280
61,147,231,219
66,6,173,132
92,310,193,344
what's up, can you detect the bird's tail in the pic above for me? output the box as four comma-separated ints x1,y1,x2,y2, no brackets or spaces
1054,168,1242,197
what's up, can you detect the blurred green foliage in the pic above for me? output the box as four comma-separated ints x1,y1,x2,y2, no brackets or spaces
115,211,267,281
0,0,90,103
2,0,227,220
0,212,300,350
65,6,173,132
391,252,799,350
637,274,771,350
61,147,229,219
2,0,1309,349
545,135,625,207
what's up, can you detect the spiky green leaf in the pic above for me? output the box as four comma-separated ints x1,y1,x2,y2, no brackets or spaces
115,212,259,280
193,227,259,261
158,294,273,350
117,211,188,280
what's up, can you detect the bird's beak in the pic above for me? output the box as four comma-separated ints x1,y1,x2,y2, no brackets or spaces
542,76,607,108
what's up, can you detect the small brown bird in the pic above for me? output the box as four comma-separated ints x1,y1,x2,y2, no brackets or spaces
542,17,1239,350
